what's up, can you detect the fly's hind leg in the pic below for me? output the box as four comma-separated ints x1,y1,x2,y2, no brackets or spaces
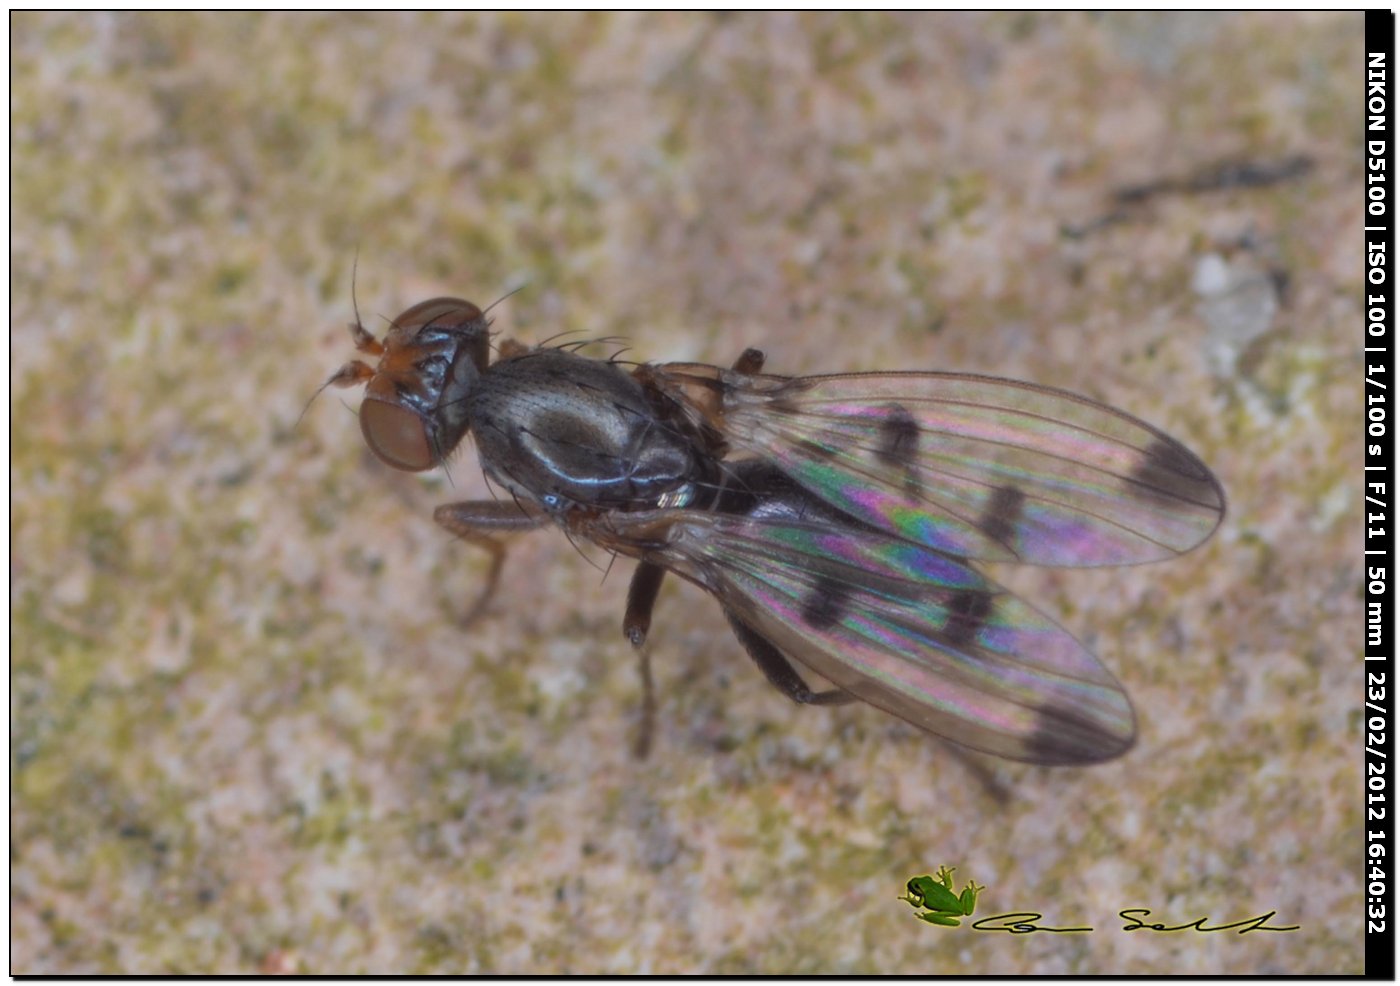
726,613,1007,800
725,613,856,707
434,500,550,626
730,347,765,374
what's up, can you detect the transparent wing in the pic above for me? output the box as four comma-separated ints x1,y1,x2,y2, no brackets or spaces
603,509,1135,764
686,370,1225,566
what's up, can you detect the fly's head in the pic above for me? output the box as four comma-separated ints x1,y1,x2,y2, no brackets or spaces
318,297,492,472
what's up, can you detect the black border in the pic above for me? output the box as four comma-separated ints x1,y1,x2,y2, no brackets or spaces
1365,8,1395,980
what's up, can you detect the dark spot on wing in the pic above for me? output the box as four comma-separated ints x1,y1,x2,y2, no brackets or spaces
876,404,922,498
943,589,994,648
877,405,920,463
1026,703,1135,765
979,485,1025,553
1128,439,1222,509
795,438,835,461
801,576,852,632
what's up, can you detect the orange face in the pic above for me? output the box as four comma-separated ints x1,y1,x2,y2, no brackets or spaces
320,297,491,472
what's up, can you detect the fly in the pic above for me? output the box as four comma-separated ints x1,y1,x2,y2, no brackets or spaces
319,297,1226,765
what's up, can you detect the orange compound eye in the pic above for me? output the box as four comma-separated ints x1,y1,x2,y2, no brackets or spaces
360,398,437,472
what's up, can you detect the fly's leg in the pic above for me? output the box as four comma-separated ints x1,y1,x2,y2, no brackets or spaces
624,562,667,647
618,348,766,757
621,344,767,647
937,743,1011,805
633,634,657,760
623,562,669,759
731,347,765,374
725,613,856,706
433,500,550,626
728,614,1006,798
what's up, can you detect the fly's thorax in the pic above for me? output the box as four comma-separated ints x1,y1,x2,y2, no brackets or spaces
467,348,704,513
359,298,489,472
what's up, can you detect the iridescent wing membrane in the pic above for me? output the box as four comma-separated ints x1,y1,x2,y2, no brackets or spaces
603,510,1135,764
701,371,1225,567
629,366,1225,763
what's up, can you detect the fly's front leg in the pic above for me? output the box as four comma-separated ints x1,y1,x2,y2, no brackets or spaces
434,500,550,626
724,613,855,707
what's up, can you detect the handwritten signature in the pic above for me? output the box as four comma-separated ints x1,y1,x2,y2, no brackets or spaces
900,869,1299,935
962,909,1298,936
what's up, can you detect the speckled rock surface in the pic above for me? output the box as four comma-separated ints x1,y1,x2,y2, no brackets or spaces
11,12,1362,974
